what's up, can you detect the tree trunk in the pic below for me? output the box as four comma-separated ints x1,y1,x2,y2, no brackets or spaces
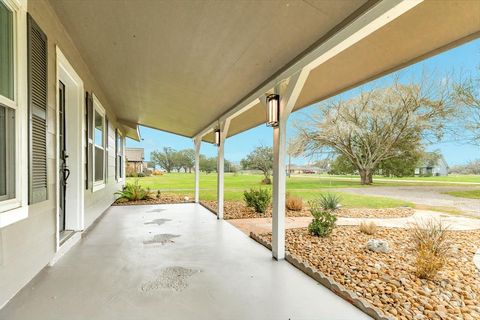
359,169,373,185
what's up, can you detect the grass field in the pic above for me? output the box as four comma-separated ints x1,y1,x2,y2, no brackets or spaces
444,189,480,199
128,173,419,208
311,174,480,184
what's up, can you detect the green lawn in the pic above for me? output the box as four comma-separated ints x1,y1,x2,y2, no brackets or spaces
444,189,480,199
320,174,480,184
128,173,414,209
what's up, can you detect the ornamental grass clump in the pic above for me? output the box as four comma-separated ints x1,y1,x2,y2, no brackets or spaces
286,193,303,211
308,200,337,237
319,193,341,211
115,180,152,202
410,219,450,279
359,221,378,235
243,188,271,214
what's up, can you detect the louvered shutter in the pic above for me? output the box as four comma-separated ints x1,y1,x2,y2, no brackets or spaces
86,92,94,190
105,116,109,183
28,15,48,204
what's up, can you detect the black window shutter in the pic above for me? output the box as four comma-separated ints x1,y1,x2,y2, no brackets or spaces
87,92,94,190
105,116,109,183
115,129,118,181
28,15,48,204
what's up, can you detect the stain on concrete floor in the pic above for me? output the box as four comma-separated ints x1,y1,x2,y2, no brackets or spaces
144,218,171,226
147,208,166,213
143,233,180,245
141,266,201,292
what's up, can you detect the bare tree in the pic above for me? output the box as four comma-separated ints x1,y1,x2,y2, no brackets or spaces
293,77,453,184
453,67,480,145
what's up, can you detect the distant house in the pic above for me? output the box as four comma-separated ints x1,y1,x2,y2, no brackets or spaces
125,147,148,174
288,164,322,174
415,154,449,177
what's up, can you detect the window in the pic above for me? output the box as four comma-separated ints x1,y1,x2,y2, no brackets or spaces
115,129,124,181
0,1,15,202
0,1,13,100
0,0,28,227
0,105,15,201
92,95,106,191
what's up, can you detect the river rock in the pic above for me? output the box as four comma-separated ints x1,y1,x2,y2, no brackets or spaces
367,239,390,253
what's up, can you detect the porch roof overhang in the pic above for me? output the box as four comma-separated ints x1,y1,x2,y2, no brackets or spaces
49,0,480,142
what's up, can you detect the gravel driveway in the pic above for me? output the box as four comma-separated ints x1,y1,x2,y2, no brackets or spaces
338,186,480,217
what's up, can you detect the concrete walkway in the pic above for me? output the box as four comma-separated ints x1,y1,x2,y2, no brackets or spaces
229,210,480,235
337,185,480,217
0,203,369,320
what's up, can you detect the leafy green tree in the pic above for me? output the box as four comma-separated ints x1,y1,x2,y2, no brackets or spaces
200,155,217,173
151,147,176,173
241,146,273,184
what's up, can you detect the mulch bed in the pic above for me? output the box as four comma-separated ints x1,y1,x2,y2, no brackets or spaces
255,227,480,320
201,200,415,220
200,200,311,219
112,193,192,206
336,207,415,219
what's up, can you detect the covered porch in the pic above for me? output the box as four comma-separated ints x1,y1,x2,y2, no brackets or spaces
0,203,369,320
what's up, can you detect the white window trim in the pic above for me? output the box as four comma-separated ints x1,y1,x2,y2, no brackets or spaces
0,0,28,228
92,94,106,192
116,129,125,182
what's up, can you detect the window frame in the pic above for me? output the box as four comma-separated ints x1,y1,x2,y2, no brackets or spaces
115,129,125,182
92,94,106,192
0,0,28,228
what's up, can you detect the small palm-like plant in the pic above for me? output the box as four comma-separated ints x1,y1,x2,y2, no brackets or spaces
115,180,151,202
319,193,341,211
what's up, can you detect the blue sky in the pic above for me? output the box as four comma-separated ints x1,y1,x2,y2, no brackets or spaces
128,39,480,166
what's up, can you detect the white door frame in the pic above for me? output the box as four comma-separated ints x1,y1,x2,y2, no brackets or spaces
55,47,85,251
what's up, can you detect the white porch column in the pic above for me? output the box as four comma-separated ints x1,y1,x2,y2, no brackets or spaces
216,119,231,219
194,137,201,203
271,69,310,260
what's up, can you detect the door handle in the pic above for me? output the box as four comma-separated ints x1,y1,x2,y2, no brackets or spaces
64,168,71,182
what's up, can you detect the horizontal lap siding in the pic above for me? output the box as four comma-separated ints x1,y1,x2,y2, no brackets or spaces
0,0,125,307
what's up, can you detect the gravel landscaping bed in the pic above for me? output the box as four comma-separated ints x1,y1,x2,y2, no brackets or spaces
254,226,480,320
113,193,192,206
200,200,311,219
336,207,415,218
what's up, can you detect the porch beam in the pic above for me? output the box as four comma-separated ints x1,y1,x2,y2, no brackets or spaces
194,137,201,203
271,68,310,260
216,119,231,219
193,0,422,139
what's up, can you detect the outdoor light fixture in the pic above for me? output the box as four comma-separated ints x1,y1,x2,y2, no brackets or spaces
266,94,279,127
214,128,221,146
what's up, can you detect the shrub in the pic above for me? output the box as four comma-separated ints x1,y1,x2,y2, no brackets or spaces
137,172,146,177
410,220,450,279
243,188,271,214
261,177,272,185
115,180,151,201
156,190,161,199
319,193,341,211
286,193,303,211
308,200,337,237
359,221,377,235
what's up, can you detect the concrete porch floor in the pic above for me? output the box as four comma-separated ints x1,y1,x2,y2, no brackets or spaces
0,203,370,320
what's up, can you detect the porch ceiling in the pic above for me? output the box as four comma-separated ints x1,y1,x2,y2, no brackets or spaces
49,0,480,142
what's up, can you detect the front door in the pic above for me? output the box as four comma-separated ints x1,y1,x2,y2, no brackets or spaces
58,81,70,233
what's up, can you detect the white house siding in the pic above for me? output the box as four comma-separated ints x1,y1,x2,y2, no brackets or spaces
0,0,125,307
